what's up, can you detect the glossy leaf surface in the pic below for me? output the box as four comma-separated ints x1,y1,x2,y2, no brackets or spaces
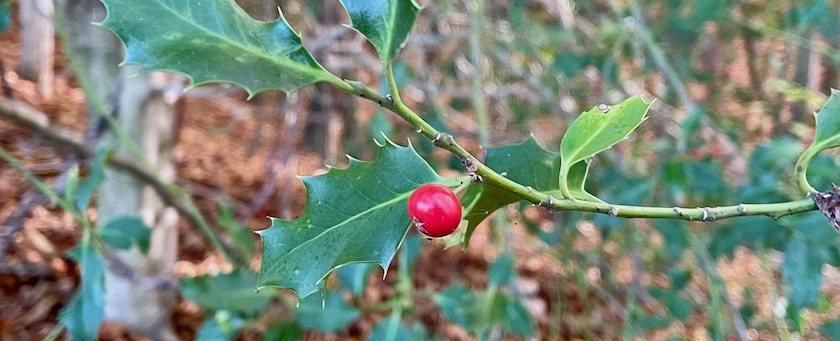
258,139,441,297
340,0,421,63
99,0,334,95
559,96,651,198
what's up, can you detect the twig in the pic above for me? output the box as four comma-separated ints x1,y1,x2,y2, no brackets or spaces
0,58,12,98
0,97,245,266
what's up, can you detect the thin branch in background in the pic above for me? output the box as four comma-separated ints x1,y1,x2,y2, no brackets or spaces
468,0,490,148
692,238,749,341
0,98,245,266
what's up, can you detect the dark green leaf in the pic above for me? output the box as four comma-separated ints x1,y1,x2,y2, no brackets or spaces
368,314,412,341
262,322,303,341
180,269,273,316
195,311,246,341
99,0,335,95
98,216,151,254
337,263,375,296
668,268,692,292
666,294,692,321
0,0,10,32
489,252,515,287
654,220,688,261
782,239,828,311
76,148,109,211
434,285,476,327
636,314,670,330
708,217,786,259
503,297,535,336
257,139,442,298
821,319,840,340
462,137,592,245
339,0,421,63
296,291,360,332
806,90,840,152
59,244,106,341
217,204,255,259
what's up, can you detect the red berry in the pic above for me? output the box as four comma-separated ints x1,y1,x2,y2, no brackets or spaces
407,184,462,237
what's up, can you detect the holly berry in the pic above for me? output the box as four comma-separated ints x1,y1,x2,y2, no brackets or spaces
407,184,462,237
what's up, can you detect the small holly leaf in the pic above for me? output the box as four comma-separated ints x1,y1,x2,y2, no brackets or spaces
811,89,840,149
461,137,595,246
98,216,152,254
559,96,652,199
99,0,335,95
257,139,442,298
76,148,110,212
296,291,360,332
180,269,274,317
59,244,106,341
339,0,421,63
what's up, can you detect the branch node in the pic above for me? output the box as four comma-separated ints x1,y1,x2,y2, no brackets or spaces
673,207,683,216
432,132,442,143
700,207,712,221
538,195,555,210
609,206,618,217
737,204,747,214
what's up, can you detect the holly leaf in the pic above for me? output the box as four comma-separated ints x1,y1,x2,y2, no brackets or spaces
296,291,360,332
59,244,106,341
180,269,273,316
99,0,335,95
559,96,651,199
340,0,421,63
0,1,10,32
461,137,595,246
257,139,442,298
808,89,840,152
98,216,152,254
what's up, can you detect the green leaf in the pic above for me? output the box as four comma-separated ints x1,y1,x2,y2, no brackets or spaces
296,291,360,332
559,96,651,199
810,89,840,151
820,319,840,340
59,244,106,341
461,137,594,246
262,322,303,341
434,285,534,337
76,149,109,211
368,313,413,341
434,284,477,328
503,297,535,337
488,252,515,287
98,216,151,254
337,263,375,295
654,220,688,261
99,0,335,95
340,0,421,63
195,311,246,341
257,139,441,298
216,204,255,259
782,239,829,311
0,0,9,32
180,269,273,316
666,294,693,321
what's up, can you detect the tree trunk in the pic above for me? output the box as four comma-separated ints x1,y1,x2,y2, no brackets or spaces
54,1,179,339
18,0,54,99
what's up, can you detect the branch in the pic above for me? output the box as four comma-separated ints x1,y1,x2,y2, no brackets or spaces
0,98,245,266
330,67,819,222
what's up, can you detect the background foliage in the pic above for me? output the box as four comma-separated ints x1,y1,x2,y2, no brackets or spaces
1,0,840,340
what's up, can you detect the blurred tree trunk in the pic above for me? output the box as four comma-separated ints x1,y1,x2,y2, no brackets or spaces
54,0,179,339
18,0,54,99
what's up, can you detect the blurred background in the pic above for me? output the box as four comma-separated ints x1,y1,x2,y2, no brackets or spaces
1,0,840,339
